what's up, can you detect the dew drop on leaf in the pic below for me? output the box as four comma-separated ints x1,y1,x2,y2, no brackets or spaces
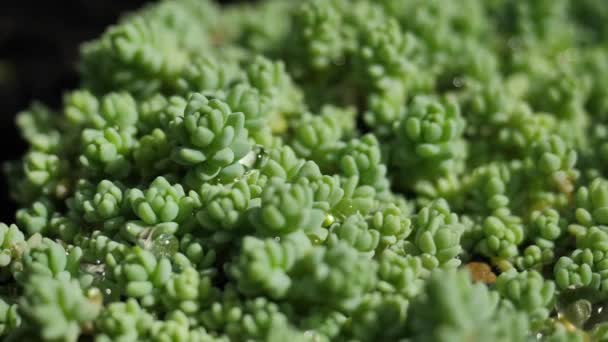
152,233,179,258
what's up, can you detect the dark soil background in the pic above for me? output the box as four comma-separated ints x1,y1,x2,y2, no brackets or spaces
0,0,250,222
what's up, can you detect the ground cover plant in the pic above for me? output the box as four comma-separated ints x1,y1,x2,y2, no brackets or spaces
3,0,608,340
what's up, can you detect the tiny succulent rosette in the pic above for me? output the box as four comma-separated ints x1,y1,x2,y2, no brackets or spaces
127,176,197,225
169,93,252,181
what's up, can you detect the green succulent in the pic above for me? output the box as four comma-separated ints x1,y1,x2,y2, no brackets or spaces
5,0,608,340
127,176,197,225
19,273,101,342
169,93,251,182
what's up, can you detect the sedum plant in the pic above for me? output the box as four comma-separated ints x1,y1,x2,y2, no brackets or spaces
4,0,608,340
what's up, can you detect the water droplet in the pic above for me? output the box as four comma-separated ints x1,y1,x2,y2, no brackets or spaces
274,237,281,242
95,259,102,265
151,233,179,258
452,77,464,88
105,288,112,295
559,299,592,328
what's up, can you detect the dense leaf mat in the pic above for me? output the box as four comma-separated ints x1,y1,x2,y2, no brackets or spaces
4,0,608,340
